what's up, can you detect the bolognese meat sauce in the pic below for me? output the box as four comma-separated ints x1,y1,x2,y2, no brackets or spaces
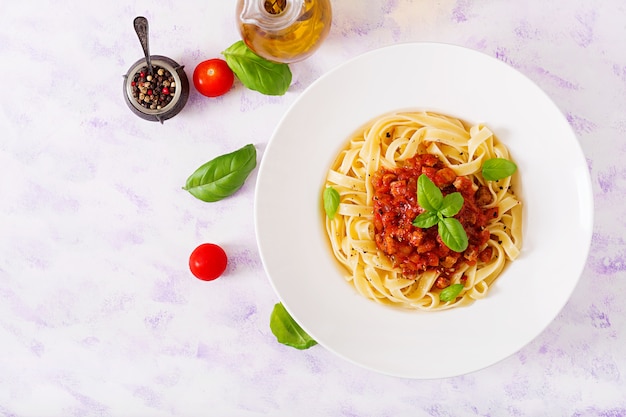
372,154,497,287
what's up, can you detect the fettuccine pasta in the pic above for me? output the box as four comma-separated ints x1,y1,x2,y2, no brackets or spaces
323,111,522,310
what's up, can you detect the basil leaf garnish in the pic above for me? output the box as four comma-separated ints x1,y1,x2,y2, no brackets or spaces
223,41,292,96
183,144,257,202
482,158,517,181
439,283,464,302
438,217,469,253
439,192,464,217
417,174,443,212
270,302,317,350
413,174,469,252
323,186,340,219
412,210,439,228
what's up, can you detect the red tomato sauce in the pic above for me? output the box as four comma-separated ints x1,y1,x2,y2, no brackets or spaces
372,154,497,288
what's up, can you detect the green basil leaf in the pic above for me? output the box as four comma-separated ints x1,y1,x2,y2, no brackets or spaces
412,210,439,229
438,217,469,252
482,158,517,181
439,192,464,217
223,41,292,96
417,174,443,212
323,186,340,219
439,283,465,302
183,144,257,202
270,302,317,350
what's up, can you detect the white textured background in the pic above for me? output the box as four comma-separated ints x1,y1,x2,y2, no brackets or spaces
0,0,624,416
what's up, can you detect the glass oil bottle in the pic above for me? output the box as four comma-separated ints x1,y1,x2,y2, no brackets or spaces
236,0,332,63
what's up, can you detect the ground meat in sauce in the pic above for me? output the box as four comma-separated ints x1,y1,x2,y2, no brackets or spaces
372,154,497,283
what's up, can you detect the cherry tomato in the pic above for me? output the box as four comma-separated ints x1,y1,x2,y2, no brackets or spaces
192,59,235,97
189,243,228,281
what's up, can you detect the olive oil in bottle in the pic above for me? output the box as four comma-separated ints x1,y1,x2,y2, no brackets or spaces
236,0,332,63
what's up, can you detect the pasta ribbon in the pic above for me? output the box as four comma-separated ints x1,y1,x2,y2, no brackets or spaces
324,111,523,311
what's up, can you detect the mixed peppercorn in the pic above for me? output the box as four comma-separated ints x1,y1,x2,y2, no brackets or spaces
130,65,176,110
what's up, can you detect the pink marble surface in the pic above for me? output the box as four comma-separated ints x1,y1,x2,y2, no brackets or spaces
0,0,624,415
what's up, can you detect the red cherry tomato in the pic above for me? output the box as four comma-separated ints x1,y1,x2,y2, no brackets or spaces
189,243,228,281
192,59,235,97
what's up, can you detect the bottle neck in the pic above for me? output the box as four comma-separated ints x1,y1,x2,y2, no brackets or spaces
240,0,305,31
